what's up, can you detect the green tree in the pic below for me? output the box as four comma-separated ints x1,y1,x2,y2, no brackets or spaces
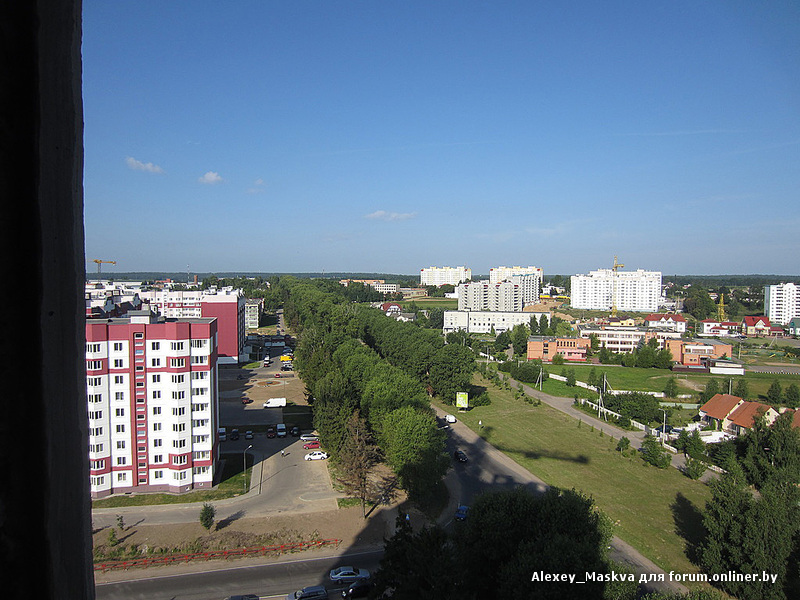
767,380,783,405
337,410,380,517
641,436,671,468
683,457,706,480
428,344,475,403
734,378,749,400
663,377,678,398
786,383,800,408
199,502,216,530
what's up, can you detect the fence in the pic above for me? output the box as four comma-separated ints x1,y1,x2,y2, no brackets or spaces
94,538,341,572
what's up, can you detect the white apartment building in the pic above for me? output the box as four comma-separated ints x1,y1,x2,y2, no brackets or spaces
571,269,661,312
457,280,523,312
85,310,219,499
764,282,800,326
420,266,472,286
443,310,549,334
489,265,544,284
245,298,264,329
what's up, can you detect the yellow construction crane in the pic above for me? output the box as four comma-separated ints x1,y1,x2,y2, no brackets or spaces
93,259,116,274
611,255,624,316
717,294,727,322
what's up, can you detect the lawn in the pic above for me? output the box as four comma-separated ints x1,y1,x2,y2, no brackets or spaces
436,374,713,578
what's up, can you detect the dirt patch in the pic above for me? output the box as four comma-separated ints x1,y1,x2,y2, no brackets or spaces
93,504,398,580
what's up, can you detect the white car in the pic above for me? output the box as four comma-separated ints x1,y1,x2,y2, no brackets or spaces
329,566,370,583
304,451,329,461
445,414,457,423
300,433,320,442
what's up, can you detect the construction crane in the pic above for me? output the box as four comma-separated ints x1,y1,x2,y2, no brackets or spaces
611,255,624,316
93,259,116,274
717,294,727,322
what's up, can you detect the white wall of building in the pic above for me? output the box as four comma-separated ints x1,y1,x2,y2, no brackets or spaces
420,266,472,286
443,310,549,334
765,282,800,326
571,269,661,312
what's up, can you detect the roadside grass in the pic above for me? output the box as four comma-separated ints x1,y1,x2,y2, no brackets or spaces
92,453,252,508
435,374,712,578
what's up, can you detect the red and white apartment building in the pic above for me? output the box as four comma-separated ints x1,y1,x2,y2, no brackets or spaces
85,309,220,498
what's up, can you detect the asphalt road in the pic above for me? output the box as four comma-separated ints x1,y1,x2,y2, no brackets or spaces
95,548,383,600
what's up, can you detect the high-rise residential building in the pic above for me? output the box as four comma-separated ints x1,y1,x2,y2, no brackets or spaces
489,265,544,284
457,280,522,312
85,309,219,498
570,268,661,312
420,266,472,286
138,287,246,364
764,282,800,326
488,266,544,306
443,310,550,334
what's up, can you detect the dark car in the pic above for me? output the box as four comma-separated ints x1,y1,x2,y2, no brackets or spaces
290,426,301,437
341,579,372,599
453,450,468,463
241,397,253,404
225,595,259,600
266,427,276,438
229,429,240,441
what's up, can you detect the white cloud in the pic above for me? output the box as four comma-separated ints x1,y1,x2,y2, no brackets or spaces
246,178,265,194
125,156,164,173
364,210,416,222
198,171,223,185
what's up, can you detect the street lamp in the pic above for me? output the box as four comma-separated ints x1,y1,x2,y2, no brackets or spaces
243,444,253,493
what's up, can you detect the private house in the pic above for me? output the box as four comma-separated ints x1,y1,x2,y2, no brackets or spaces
742,316,772,337
789,317,800,337
644,313,687,334
699,319,741,337
698,393,779,435
527,336,590,362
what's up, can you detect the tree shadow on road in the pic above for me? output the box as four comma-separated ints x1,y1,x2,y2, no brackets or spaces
216,509,246,530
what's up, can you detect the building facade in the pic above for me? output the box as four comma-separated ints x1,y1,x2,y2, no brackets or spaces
527,336,590,362
420,266,472,287
138,287,246,364
570,268,661,312
85,310,219,499
765,282,800,326
457,280,523,312
443,310,549,334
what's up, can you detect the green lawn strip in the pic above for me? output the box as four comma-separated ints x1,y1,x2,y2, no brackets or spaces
92,453,251,508
435,375,712,577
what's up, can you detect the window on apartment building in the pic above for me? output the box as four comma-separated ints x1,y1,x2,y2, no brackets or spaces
116,473,127,482
91,476,105,487
173,439,187,449
172,407,186,416
86,343,101,353
151,358,161,367
171,374,185,384
153,423,162,432
153,470,163,479
170,358,185,368
87,377,102,386
88,443,103,453
170,341,185,351
112,342,123,352
88,410,102,420
191,355,207,365
151,341,160,350
114,375,125,384
87,360,102,370
115,408,124,417
114,391,124,400
116,457,126,466
88,394,102,403
191,339,206,349
172,391,186,400
116,440,125,449
153,438,162,447
152,374,161,383
113,359,124,368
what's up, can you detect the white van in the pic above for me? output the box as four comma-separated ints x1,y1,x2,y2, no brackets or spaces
263,397,287,408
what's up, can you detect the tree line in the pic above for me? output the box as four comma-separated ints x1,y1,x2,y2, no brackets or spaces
274,277,475,503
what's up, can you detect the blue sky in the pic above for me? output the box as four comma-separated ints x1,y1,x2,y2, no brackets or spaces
82,1,800,277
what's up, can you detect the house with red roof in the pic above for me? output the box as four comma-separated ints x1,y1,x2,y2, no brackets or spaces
742,316,772,337
698,393,780,435
644,313,687,333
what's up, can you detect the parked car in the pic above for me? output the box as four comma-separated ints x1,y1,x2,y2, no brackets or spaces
276,423,287,437
229,429,240,441
266,427,276,439
290,426,301,437
245,431,254,440
218,427,227,442
341,580,372,599
300,433,320,442
454,505,469,521
226,595,259,600
453,449,468,463
241,397,253,404
329,566,370,584
304,451,329,461
303,440,321,450
286,585,328,600
445,414,457,423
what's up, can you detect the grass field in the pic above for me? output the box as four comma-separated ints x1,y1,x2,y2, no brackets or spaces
436,374,713,578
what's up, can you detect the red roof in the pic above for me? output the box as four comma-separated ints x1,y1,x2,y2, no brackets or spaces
727,402,774,430
743,316,771,327
699,394,744,421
